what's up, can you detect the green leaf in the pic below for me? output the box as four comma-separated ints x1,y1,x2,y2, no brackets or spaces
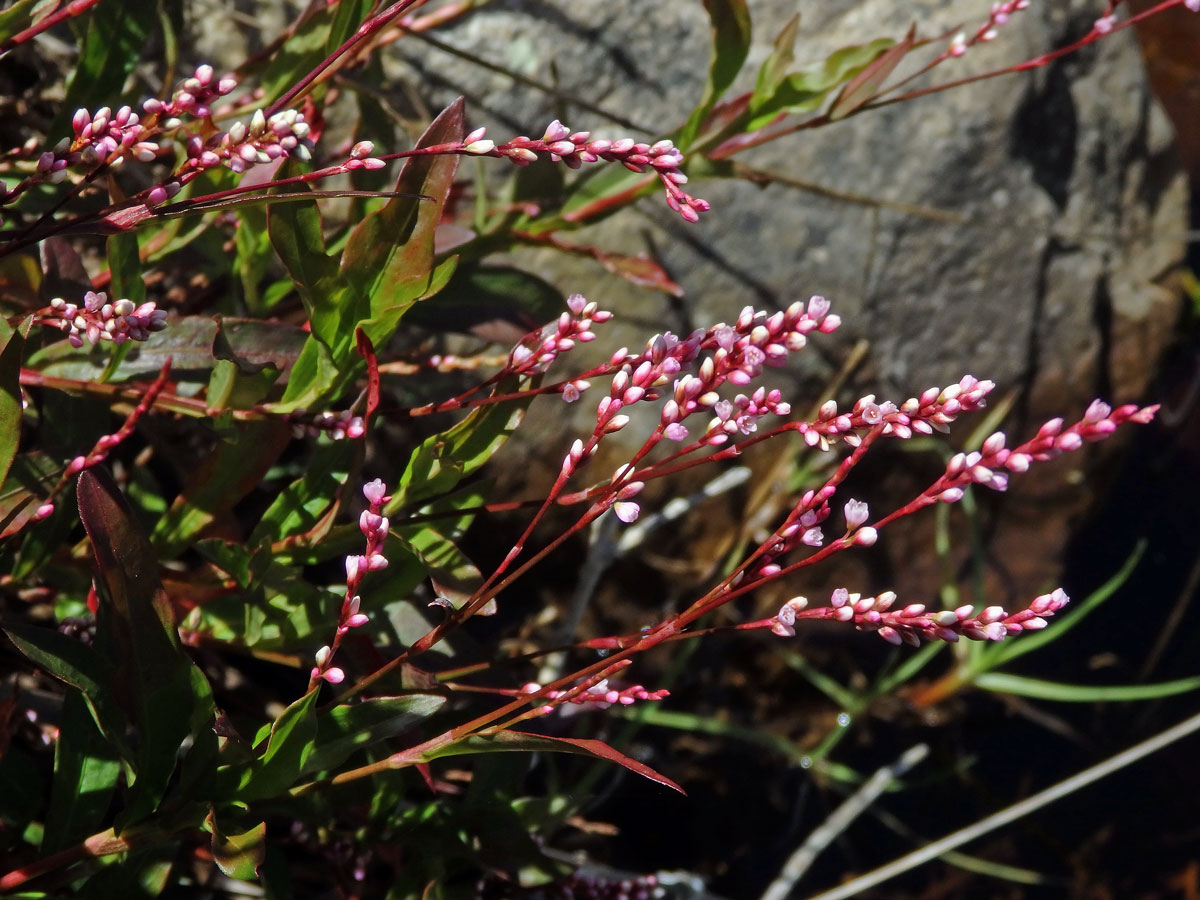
828,28,915,120
390,377,531,512
257,0,375,103
151,421,292,557
267,172,359,357
2,624,130,759
745,37,895,132
42,689,122,853
975,673,1200,702
0,0,48,44
55,1,157,136
77,467,207,828
233,204,273,313
105,232,146,304
76,840,178,897
223,690,319,802
751,13,800,110
423,731,684,794
28,315,308,384
250,441,355,547
0,314,32,490
677,0,752,151
304,694,447,775
342,98,465,351
274,332,340,411
208,808,267,880
398,526,483,612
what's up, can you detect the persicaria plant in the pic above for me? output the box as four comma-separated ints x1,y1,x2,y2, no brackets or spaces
0,1,1189,898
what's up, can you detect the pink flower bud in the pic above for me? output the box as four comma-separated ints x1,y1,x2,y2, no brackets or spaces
613,500,640,523
853,527,878,547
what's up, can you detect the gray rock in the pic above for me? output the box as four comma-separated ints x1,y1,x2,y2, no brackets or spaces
384,0,1184,410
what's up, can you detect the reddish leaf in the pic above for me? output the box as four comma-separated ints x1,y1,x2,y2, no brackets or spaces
424,730,684,794
342,97,465,349
355,328,380,422
77,467,204,824
534,236,683,296
828,27,916,121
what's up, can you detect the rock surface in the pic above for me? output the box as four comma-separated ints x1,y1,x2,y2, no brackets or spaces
381,0,1187,604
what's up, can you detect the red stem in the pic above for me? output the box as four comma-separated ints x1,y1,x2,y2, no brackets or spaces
266,0,427,116
0,0,105,54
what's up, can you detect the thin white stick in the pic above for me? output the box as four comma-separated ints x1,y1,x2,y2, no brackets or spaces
800,708,1200,900
760,744,929,900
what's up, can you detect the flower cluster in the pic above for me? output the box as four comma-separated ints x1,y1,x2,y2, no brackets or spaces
929,399,1158,502
7,64,332,210
181,106,315,177
746,398,1156,586
796,375,996,451
554,297,841,524
289,408,366,441
520,678,669,715
510,292,613,377
770,586,1071,646
311,479,390,686
591,295,839,447
462,120,710,222
141,64,238,121
44,292,167,348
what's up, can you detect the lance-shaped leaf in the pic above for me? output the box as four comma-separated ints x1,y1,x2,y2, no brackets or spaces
389,376,531,513
0,314,31,490
3,624,130,760
745,36,896,132
677,0,752,151
77,468,207,829
421,731,684,794
41,689,122,854
29,315,308,383
0,0,44,43
79,468,218,835
152,420,292,557
249,440,354,547
303,694,446,776
828,28,916,120
268,171,361,361
219,690,319,802
341,97,465,351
